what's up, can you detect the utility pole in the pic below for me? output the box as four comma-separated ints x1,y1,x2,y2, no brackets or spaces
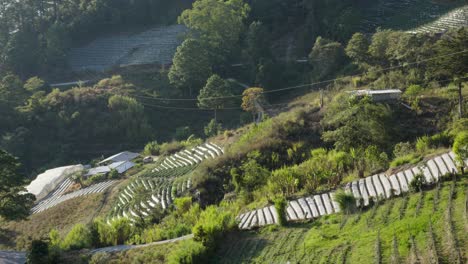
320,89,324,109
458,81,463,118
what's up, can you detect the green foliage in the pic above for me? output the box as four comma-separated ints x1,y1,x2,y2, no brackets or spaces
0,148,35,221
346,33,369,69
160,141,184,156
322,94,395,151
179,0,250,57
169,38,213,95
453,131,468,168
143,141,160,156
27,239,49,264
174,197,193,216
409,173,426,192
197,75,233,119
24,77,46,92
231,151,269,193
333,190,357,215
393,142,413,158
309,36,345,79
404,84,423,110
167,240,207,264
192,206,234,248
108,169,120,179
61,223,91,250
108,95,152,140
204,119,223,138
267,167,299,197
390,154,421,168
274,197,287,226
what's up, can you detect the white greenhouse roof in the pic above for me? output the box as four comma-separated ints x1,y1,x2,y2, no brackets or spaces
86,161,135,176
26,165,83,200
98,151,140,165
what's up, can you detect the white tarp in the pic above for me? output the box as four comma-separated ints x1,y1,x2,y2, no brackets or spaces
26,165,83,200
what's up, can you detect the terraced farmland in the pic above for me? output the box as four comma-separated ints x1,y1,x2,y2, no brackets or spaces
214,177,468,263
107,143,224,223
31,179,118,214
407,5,468,34
360,0,467,33
237,151,465,229
67,24,187,72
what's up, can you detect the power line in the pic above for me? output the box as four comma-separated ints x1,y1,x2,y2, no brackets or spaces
122,49,468,102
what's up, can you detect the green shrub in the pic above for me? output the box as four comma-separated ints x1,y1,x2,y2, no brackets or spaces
453,131,468,169
267,167,299,197
61,224,91,250
390,153,422,168
143,141,160,155
160,141,184,156
27,239,49,264
110,218,133,245
167,240,207,264
204,119,223,137
192,206,234,248
274,197,287,226
393,142,413,158
333,190,357,214
409,173,426,192
415,136,431,153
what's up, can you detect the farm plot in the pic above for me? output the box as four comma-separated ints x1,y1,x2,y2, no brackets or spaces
238,151,464,229
108,143,224,223
31,180,118,214
215,179,468,263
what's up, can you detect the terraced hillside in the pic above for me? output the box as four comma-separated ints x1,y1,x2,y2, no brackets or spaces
237,151,464,230
107,143,224,223
407,5,468,34
67,25,187,72
214,177,468,263
31,179,118,214
360,0,467,33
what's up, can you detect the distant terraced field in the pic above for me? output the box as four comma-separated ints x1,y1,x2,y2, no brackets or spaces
67,24,187,72
360,0,467,33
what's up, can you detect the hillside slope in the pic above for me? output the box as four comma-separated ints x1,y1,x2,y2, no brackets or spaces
213,177,467,263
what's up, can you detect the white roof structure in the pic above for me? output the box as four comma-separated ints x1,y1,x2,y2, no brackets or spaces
348,89,402,102
26,165,83,200
86,161,135,177
98,151,139,165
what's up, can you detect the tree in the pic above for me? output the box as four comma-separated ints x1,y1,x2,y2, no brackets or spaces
24,77,46,93
453,131,468,173
346,32,369,69
241,87,266,122
432,28,467,118
107,95,151,140
309,36,345,80
197,74,232,120
0,149,35,221
204,119,222,137
321,94,394,152
168,38,213,96
179,0,250,57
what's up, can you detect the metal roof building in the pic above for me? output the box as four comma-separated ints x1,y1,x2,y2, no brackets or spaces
98,151,140,165
348,89,402,102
